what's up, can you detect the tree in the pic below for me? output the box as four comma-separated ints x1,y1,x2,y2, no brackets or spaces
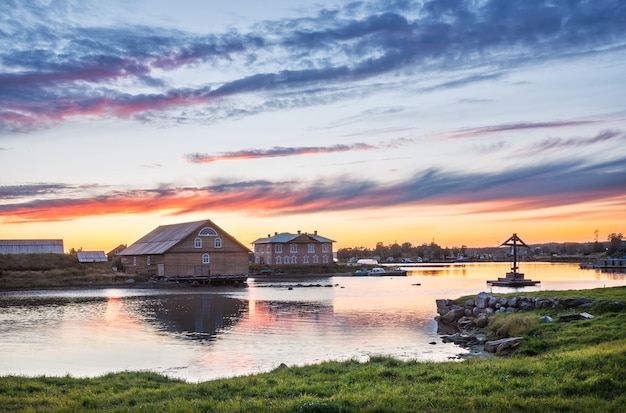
607,233,625,256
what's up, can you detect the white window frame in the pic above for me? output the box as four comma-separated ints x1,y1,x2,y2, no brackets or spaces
198,227,218,236
323,255,329,263
202,253,210,264
308,244,315,253
147,256,151,266
194,237,202,248
133,256,137,266
290,244,298,253
313,255,319,264
275,244,282,253
322,244,330,253
303,256,309,264
291,255,298,264
214,237,222,248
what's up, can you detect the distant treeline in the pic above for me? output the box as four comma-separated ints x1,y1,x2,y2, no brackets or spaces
337,233,625,262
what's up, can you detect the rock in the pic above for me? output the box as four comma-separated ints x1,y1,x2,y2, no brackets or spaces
457,316,475,329
476,292,491,309
540,315,553,322
476,314,489,328
484,337,523,354
558,313,582,322
561,298,593,308
441,306,465,323
488,297,499,308
580,312,594,319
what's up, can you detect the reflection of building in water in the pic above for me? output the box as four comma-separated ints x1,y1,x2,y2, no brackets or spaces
146,294,248,340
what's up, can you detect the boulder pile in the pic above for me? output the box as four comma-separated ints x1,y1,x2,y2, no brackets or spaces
435,291,594,329
435,292,596,355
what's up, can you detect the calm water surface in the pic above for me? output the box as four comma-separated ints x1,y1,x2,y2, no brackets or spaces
1,262,624,382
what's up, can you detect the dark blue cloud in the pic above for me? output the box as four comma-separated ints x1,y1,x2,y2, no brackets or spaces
2,156,625,221
1,0,625,132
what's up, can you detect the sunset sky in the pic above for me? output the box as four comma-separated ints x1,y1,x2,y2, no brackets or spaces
1,0,625,253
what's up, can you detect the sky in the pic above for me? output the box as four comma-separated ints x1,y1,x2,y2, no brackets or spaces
1,0,625,253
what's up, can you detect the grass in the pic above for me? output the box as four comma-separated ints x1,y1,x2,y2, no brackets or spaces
0,253,148,290
1,286,625,412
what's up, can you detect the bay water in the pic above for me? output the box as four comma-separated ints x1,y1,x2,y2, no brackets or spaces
1,262,624,382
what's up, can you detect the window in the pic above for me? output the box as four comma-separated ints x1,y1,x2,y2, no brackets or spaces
214,238,222,248
275,244,282,253
276,256,282,264
147,256,151,266
291,255,298,264
198,227,218,236
133,257,137,266
323,255,329,263
308,244,315,253
202,253,210,264
194,237,202,248
322,244,330,253
303,256,309,264
266,257,271,265
313,255,319,264
290,244,298,253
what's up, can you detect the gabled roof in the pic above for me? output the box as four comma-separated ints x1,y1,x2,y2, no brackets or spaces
0,240,64,254
77,251,108,263
253,232,335,244
119,219,250,256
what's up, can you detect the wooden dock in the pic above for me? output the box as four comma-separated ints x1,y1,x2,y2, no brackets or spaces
157,274,248,285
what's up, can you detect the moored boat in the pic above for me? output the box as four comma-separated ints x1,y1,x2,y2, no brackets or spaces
367,267,408,276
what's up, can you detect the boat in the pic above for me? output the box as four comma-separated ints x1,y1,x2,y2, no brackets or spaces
353,268,369,276
367,267,408,276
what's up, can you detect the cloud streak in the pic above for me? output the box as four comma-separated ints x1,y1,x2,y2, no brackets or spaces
184,138,412,163
2,0,625,132
2,157,625,223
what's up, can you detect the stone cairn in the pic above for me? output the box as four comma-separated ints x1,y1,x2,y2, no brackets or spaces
435,292,595,354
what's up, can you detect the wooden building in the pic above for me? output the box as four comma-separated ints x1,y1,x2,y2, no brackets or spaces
252,230,335,266
0,239,64,254
118,219,250,279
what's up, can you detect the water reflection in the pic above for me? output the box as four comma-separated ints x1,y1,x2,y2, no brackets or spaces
142,294,248,341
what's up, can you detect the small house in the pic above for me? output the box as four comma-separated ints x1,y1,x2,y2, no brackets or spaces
118,219,250,278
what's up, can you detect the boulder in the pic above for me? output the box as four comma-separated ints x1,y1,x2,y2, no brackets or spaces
476,314,489,328
476,292,491,309
484,337,523,354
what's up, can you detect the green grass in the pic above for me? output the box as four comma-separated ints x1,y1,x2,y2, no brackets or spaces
1,286,625,412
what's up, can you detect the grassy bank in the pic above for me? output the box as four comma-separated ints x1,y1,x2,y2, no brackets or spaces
2,286,625,412
0,253,147,290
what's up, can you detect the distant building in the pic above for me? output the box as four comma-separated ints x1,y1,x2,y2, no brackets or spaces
107,244,127,260
0,239,64,254
252,230,335,266
118,219,250,277
76,251,108,263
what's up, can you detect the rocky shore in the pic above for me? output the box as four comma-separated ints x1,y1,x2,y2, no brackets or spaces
435,292,598,356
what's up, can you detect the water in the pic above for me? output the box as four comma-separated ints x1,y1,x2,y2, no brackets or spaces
1,262,624,382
